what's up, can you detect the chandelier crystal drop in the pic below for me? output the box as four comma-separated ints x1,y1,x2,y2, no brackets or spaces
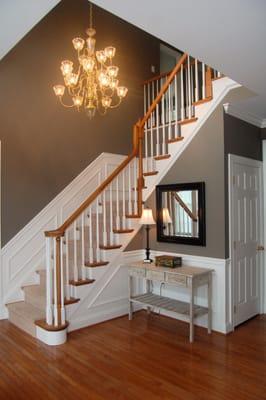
53,2,128,118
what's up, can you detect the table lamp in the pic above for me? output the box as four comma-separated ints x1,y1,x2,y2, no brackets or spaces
139,208,155,263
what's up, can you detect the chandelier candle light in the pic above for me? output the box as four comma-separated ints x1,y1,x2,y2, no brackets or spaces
53,2,128,118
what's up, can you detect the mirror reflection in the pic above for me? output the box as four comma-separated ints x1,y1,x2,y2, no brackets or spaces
161,190,199,238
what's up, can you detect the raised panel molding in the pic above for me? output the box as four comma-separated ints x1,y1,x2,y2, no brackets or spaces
0,152,126,314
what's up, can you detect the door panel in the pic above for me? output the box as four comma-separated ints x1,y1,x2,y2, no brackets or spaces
232,158,262,327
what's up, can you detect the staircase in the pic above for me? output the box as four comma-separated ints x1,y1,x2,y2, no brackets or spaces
6,54,238,344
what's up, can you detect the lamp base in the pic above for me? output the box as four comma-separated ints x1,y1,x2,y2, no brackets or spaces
143,258,153,264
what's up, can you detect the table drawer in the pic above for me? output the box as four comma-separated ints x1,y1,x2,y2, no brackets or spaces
166,273,187,286
130,268,146,278
146,270,165,282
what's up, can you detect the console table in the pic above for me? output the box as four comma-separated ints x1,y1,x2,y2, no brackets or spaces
127,262,213,342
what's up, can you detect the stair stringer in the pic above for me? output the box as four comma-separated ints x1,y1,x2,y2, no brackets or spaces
67,77,241,331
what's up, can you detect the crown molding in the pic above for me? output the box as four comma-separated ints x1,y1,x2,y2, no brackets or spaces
223,103,266,129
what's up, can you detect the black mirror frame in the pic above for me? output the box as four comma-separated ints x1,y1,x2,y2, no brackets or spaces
156,182,206,246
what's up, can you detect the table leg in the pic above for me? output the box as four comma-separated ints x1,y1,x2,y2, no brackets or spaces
208,274,212,334
146,279,151,315
189,281,194,343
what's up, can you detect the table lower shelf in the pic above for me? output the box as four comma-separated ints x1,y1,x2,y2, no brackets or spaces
130,293,208,318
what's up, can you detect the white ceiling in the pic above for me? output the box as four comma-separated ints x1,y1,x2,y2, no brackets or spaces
1,0,265,124
0,0,60,60
93,0,266,125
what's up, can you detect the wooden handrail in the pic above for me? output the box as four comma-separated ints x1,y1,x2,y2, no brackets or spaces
142,56,197,86
172,192,197,222
45,124,140,238
139,53,188,129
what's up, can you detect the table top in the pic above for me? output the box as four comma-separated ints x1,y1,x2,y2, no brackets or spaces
124,261,213,277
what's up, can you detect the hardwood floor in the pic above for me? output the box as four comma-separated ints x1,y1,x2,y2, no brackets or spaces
0,312,265,400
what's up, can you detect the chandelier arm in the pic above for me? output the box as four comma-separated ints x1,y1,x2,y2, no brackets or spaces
59,97,75,108
109,98,122,109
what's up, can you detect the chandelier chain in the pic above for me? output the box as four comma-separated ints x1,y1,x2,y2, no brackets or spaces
89,2,93,29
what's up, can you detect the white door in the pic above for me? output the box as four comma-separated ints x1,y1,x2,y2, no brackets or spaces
229,154,263,327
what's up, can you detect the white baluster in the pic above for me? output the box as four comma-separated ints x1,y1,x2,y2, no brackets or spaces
181,63,185,121
195,59,199,102
188,56,192,119
152,81,155,125
174,74,178,138
60,237,65,325
133,158,137,215
116,176,120,230
202,62,206,99
147,82,151,128
156,104,160,156
145,125,148,172
73,220,78,282
45,237,53,325
96,198,100,261
109,181,114,245
81,212,86,280
156,80,160,156
65,230,70,300
150,113,154,170
168,82,171,141
128,163,132,217
53,237,58,326
122,169,126,229
218,71,221,78
103,189,107,247
162,79,166,155
89,205,93,264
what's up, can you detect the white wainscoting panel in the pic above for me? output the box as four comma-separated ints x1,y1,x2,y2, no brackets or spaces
0,152,126,318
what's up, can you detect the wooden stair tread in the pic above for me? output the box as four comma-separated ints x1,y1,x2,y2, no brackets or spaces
99,244,122,250
113,229,134,234
126,214,140,219
35,319,69,332
85,261,109,267
143,171,158,176
167,136,184,144
178,117,198,125
154,154,171,161
64,297,80,305
69,279,95,286
192,96,212,106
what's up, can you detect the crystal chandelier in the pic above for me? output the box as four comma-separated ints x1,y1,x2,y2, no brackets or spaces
53,2,128,119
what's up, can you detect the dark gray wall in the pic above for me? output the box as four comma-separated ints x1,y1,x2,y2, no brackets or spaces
224,113,262,257
0,0,160,246
127,86,258,259
261,128,266,140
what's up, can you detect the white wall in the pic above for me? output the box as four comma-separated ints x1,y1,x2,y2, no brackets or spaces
0,0,60,60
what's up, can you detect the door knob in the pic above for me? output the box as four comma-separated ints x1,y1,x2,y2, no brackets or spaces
257,245,265,251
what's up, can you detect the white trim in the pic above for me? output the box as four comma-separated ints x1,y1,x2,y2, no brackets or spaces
228,154,264,326
263,142,266,313
223,102,266,129
36,325,67,346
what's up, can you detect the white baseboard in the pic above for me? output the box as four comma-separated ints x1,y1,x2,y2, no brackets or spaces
68,297,129,332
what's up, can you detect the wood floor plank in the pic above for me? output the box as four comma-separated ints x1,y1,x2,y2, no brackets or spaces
0,312,265,399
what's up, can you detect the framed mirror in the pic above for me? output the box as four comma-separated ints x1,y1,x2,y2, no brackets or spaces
156,182,206,246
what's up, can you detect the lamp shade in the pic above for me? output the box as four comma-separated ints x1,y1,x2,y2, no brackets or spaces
162,208,172,224
139,208,155,225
